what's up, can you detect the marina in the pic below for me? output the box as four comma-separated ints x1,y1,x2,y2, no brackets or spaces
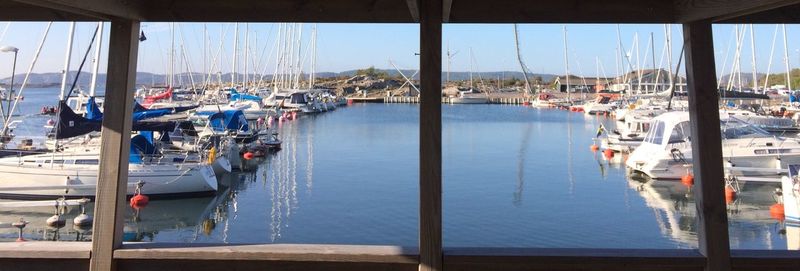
0,89,793,250
0,3,795,267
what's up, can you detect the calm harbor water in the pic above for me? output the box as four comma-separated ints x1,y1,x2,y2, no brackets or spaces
0,88,792,250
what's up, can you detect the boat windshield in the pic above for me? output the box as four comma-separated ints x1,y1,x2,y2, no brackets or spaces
720,117,771,139
643,120,665,144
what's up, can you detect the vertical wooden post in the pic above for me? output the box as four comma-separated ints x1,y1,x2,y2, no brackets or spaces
419,0,442,270
89,19,140,271
683,20,732,271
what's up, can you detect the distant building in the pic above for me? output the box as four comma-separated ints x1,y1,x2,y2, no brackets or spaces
553,75,612,93
611,69,687,94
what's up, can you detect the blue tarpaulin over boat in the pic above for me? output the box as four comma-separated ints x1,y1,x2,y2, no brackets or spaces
55,101,178,139
133,108,172,121
85,97,103,121
130,101,198,121
130,134,158,164
229,89,261,102
207,110,249,132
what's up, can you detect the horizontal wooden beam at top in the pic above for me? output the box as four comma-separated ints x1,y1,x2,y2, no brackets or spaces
7,0,144,21
115,243,419,263
0,2,100,21
141,0,415,23
5,0,800,23
717,3,800,23
447,0,674,23
675,0,800,23
0,241,91,259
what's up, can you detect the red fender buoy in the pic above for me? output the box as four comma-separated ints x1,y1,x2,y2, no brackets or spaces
681,174,694,186
590,145,599,152
770,203,785,220
243,152,255,160
130,194,149,209
725,186,737,204
603,149,614,159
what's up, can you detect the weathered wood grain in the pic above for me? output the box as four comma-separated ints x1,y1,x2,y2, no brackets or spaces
682,20,732,271
89,19,139,271
419,0,443,270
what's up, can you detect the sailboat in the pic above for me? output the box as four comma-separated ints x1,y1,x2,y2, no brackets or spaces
449,48,489,104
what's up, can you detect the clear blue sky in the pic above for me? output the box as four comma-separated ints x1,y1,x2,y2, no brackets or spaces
0,22,795,79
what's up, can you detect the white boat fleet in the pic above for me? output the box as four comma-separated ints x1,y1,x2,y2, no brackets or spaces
559,93,800,183
0,85,346,200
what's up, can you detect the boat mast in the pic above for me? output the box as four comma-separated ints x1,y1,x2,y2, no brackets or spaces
563,25,570,102
665,24,674,96
89,21,103,97
764,25,779,91
59,22,76,101
232,22,239,88
783,24,792,91
170,22,174,87
469,47,474,89
309,24,317,89
203,23,207,88
3,22,52,137
749,24,758,93
650,32,656,93
512,24,532,96
244,23,249,90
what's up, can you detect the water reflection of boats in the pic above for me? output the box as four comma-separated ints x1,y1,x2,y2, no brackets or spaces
627,177,698,247
0,190,226,242
123,195,221,242
629,176,786,248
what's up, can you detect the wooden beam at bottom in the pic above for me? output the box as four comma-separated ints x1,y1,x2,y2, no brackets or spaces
682,20,732,271
445,248,705,271
89,19,140,271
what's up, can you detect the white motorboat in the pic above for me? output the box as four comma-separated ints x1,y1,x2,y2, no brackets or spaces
283,91,316,113
626,111,800,179
582,94,618,115
602,112,656,153
721,108,800,134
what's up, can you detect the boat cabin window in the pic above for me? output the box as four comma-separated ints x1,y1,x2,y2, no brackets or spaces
74,159,99,165
721,117,770,139
644,121,665,145
668,121,691,143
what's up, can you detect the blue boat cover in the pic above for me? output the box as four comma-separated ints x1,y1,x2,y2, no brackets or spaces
130,134,158,164
85,97,103,121
207,110,249,132
229,89,261,102
56,101,178,139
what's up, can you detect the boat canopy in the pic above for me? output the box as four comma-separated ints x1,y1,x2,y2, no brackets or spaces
55,101,178,139
207,110,250,132
85,96,103,122
131,101,198,121
289,92,309,104
229,89,261,102
129,134,158,164
642,112,772,147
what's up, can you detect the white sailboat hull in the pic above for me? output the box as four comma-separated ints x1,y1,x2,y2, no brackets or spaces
0,162,218,199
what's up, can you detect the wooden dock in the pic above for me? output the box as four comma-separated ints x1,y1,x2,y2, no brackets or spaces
383,96,529,105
